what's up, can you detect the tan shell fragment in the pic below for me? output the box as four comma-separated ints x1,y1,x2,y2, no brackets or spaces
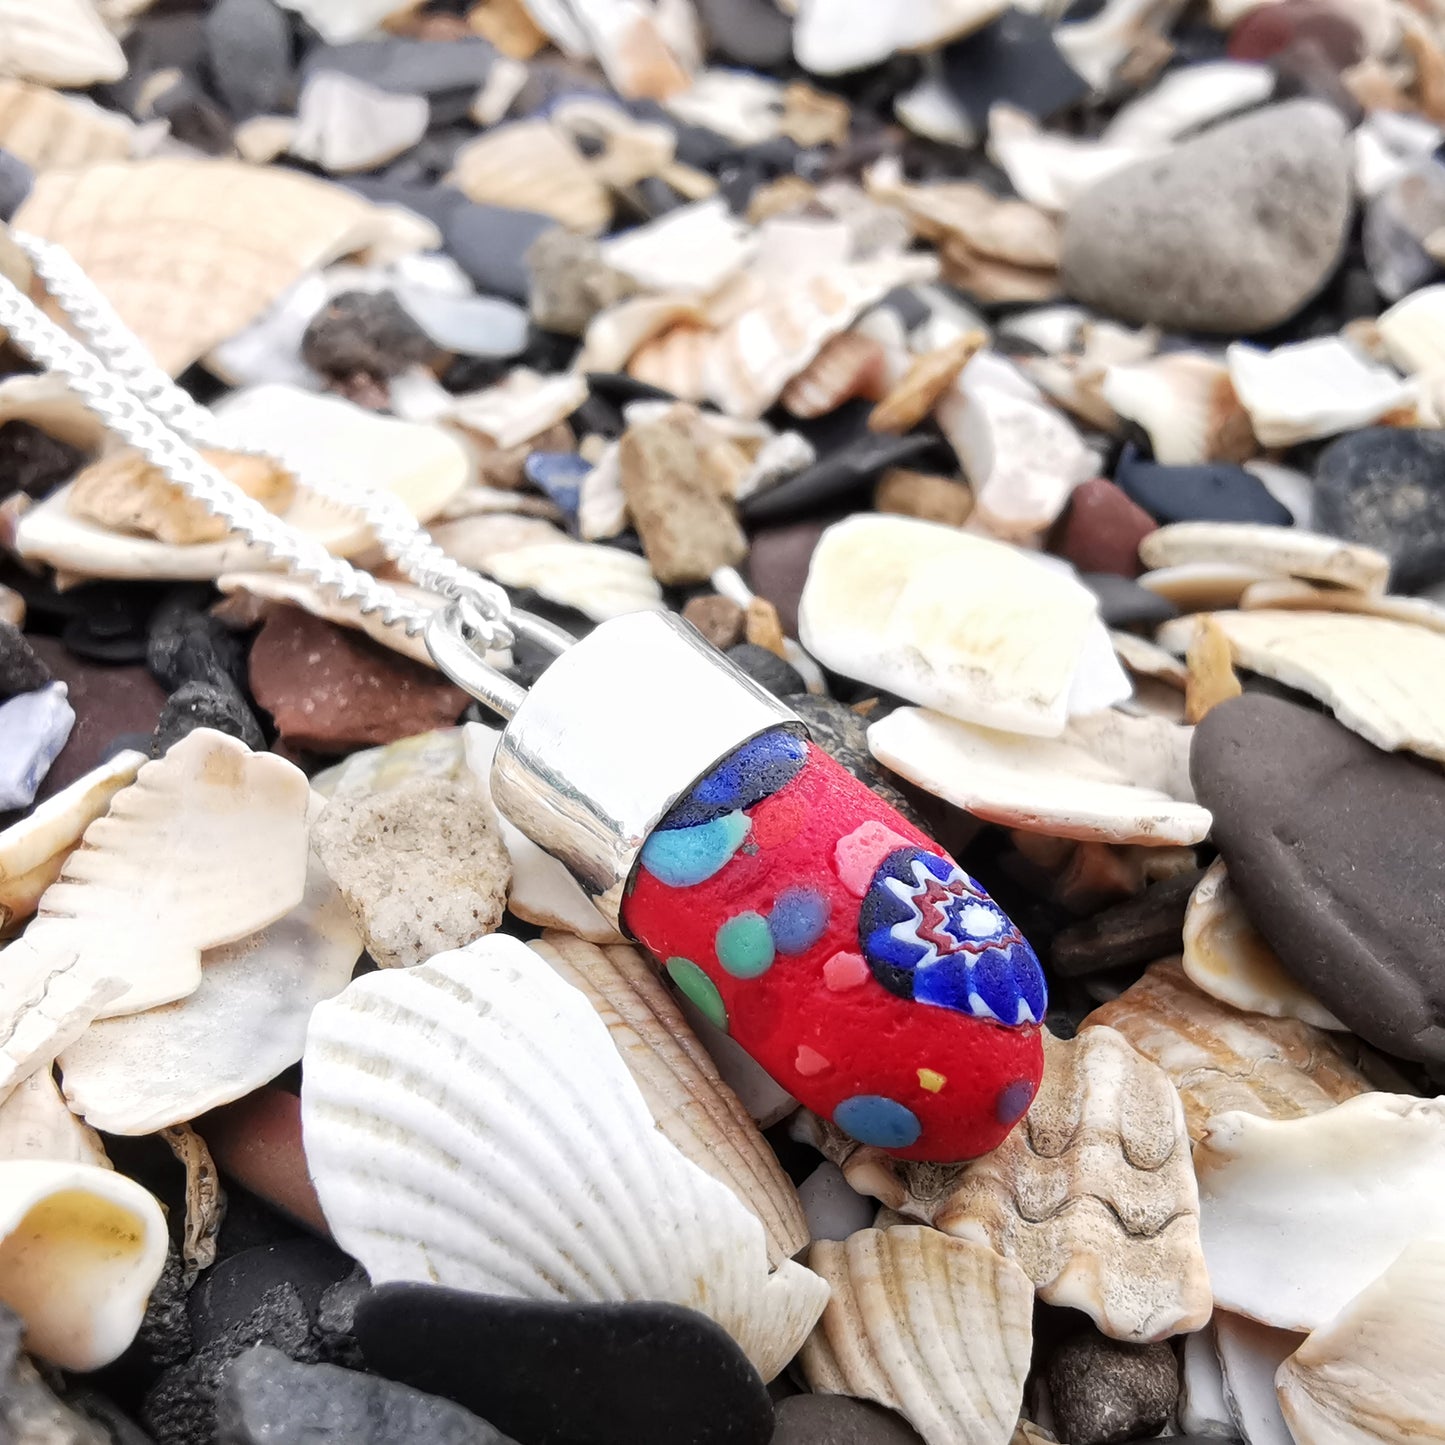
450,121,612,233
1084,960,1372,1142
0,0,126,87
800,1227,1033,1445
1183,860,1343,1030
780,331,890,419
1184,615,1241,723
1101,352,1256,466
0,372,109,451
1194,609,1445,762
15,159,436,376
68,447,295,546
1277,1234,1445,1445
1238,578,1445,635
0,79,132,170
1139,523,1390,595
869,331,985,434
530,933,808,1266
0,1068,107,1168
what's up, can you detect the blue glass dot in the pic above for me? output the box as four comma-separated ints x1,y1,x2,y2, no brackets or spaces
833,1095,922,1149
768,887,830,954
639,812,750,888
523,451,590,518
996,1079,1034,1127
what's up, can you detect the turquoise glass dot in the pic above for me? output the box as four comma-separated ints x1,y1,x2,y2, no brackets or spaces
768,887,830,954
640,811,750,888
716,912,775,979
666,957,728,1032
833,1094,922,1149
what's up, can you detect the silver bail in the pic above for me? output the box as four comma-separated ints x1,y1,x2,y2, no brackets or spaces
428,606,803,929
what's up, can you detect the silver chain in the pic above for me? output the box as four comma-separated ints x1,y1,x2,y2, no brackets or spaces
0,234,516,649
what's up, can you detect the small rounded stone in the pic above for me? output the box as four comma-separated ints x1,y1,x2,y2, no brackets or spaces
715,912,776,979
833,1095,922,1149
665,958,729,1033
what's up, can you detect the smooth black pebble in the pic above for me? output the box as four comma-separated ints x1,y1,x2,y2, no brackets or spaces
1114,447,1293,526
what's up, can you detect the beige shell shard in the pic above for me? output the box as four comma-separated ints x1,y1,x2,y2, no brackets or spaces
1238,578,1445,634
0,1159,167,1371
1101,353,1256,465
1110,631,1187,689
1277,1234,1445,1445
528,932,808,1265
781,332,889,420
0,0,126,87
301,937,829,1380
0,79,133,170
1139,524,1389,595
161,1121,224,1279
1084,961,1372,1142
1102,60,1276,146
1215,1311,1302,1445
276,0,424,44
449,369,590,450
450,121,612,233
0,372,109,451
868,706,1210,846
0,949,122,1106
800,1227,1032,1445
1055,0,1191,89
600,198,756,295
14,158,436,376
289,71,430,174
0,750,144,935
1195,1095,1445,1333
1138,563,1276,612
1377,284,1445,374
58,795,362,1135
1182,861,1343,1030
987,104,1155,212
0,1068,107,1168
1225,339,1420,448
792,0,1008,75
799,514,1100,736
486,539,665,621
1196,609,1445,762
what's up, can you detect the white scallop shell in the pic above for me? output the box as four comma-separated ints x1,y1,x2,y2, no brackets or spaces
57,794,362,1135
0,0,126,87
0,1159,167,1371
301,935,829,1380
1195,1094,1445,1333
528,931,807,1264
1277,1234,1445,1445
800,1226,1032,1445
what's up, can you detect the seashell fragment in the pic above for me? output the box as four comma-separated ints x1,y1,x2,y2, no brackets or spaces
0,373,108,452
0,79,132,171
450,121,612,234
529,932,807,1265
1055,0,1190,89
301,936,829,1380
58,795,362,1135
1215,1311,1301,1445
0,1160,167,1371
15,159,437,376
800,1227,1032,1445
1101,60,1276,146
1195,1094,1445,1332
449,370,590,451
792,0,1008,76
869,706,1210,846
0,750,144,936
160,1122,224,1280
1377,284,1445,374
1139,523,1390,595
0,1069,107,1168
799,514,1101,736
1138,563,1276,612
1184,614,1241,723
1186,610,1445,762
869,331,985,434
780,331,890,419
1238,577,1445,634
1101,353,1256,465
1084,961,1372,1142
1226,339,1420,447
1277,1234,1445,1445
1182,861,1343,1030
289,71,430,175
0,0,126,87
987,104,1156,212
600,198,756,296
490,539,665,620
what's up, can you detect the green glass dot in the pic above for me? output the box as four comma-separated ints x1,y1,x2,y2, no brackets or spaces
716,911,775,979
666,957,728,1033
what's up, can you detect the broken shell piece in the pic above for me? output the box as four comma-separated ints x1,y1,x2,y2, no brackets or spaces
600,198,756,296
1195,1094,1445,1332
801,1227,1032,1445
58,795,362,1135
1139,523,1390,595
1101,59,1276,146
869,706,1211,846
1184,615,1241,723
302,936,829,1381
449,370,590,451
12,729,310,1024
0,750,144,936
0,1159,167,1371
869,331,985,434
1190,610,1445,763
0,0,126,87
1110,632,1187,690
450,121,612,234
1138,563,1275,612
1084,961,1373,1141
988,105,1155,213
1215,1311,1301,1445
67,447,296,547
529,932,808,1266
1277,1234,1445,1445
799,514,1101,736
792,0,1006,74
780,331,890,419
1226,339,1420,447
1378,284,1445,374
0,79,133,171
0,1069,107,1168
0,373,108,452
1055,0,1189,88
15,158,437,376
1238,578,1445,635
1101,353,1256,466
487,539,664,620
289,71,430,175
1182,861,1343,1030
161,1121,223,1279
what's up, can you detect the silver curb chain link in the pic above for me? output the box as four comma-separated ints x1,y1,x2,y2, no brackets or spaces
0,234,517,650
